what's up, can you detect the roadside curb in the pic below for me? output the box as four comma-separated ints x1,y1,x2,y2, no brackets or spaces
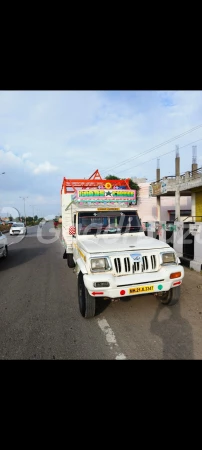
180,257,202,273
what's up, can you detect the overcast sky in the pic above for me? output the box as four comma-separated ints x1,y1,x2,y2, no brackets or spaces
1,90,202,218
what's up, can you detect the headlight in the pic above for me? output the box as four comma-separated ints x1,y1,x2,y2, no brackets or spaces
90,257,111,272
161,252,176,264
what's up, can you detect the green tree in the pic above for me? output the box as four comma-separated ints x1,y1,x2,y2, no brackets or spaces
105,175,120,180
105,174,140,202
34,215,38,221
25,216,34,226
9,215,13,221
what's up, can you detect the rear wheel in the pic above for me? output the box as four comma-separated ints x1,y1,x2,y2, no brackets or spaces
158,286,181,306
78,273,95,318
63,250,67,259
67,253,75,268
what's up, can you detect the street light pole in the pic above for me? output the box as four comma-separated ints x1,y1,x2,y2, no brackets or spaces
19,197,28,224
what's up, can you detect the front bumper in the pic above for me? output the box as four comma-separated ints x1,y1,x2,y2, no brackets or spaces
10,231,25,235
83,265,184,298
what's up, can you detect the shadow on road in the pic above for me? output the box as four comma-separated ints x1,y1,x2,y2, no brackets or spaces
95,294,138,315
150,300,194,360
95,298,111,316
0,246,48,271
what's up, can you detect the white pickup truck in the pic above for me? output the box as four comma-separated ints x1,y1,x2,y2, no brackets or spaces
61,183,184,318
0,231,8,260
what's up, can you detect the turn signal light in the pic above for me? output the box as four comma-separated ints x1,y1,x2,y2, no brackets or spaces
170,272,181,279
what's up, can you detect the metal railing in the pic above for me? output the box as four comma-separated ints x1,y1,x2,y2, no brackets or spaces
150,167,202,185
188,167,202,178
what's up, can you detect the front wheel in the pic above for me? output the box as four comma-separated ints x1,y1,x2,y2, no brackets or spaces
158,286,181,306
2,246,8,259
78,273,95,318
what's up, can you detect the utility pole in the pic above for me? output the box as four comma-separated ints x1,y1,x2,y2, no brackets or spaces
19,197,28,224
156,158,161,221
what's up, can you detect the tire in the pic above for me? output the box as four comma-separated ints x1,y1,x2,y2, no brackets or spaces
2,246,8,259
63,250,67,259
159,286,181,306
78,273,96,318
67,253,75,268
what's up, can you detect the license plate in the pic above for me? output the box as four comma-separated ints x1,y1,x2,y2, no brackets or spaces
129,285,154,294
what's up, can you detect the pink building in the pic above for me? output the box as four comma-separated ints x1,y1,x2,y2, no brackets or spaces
136,182,191,222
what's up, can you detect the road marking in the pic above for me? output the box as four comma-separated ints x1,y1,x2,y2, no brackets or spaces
58,233,125,359
8,242,14,246
97,318,127,360
59,232,126,358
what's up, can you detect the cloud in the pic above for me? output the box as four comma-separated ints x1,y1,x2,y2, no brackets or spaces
4,144,11,151
1,90,202,215
22,152,32,160
33,161,58,174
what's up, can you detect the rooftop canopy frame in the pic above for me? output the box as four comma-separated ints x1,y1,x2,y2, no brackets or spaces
61,170,131,194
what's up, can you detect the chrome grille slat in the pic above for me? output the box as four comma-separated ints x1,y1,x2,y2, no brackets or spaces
113,254,158,275
124,257,130,272
142,256,148,271
151,255,156,270
114,258,121,273
134,262,140,272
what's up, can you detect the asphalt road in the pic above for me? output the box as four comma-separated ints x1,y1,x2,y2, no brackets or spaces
0,222,202,359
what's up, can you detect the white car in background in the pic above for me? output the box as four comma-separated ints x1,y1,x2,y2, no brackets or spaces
10,222,27,236
0,231,8,259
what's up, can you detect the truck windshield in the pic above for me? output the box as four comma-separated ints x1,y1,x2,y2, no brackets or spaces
78,211,143,235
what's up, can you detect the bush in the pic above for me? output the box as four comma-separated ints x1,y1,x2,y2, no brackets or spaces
0,224,10,232
26,221,34,226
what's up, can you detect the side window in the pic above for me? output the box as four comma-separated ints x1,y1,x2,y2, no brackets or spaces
74,214,76,229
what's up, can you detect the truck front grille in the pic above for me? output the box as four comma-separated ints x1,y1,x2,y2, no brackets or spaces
113,255,158,275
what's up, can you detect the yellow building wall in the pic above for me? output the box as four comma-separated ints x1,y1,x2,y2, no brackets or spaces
195,190,202,220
